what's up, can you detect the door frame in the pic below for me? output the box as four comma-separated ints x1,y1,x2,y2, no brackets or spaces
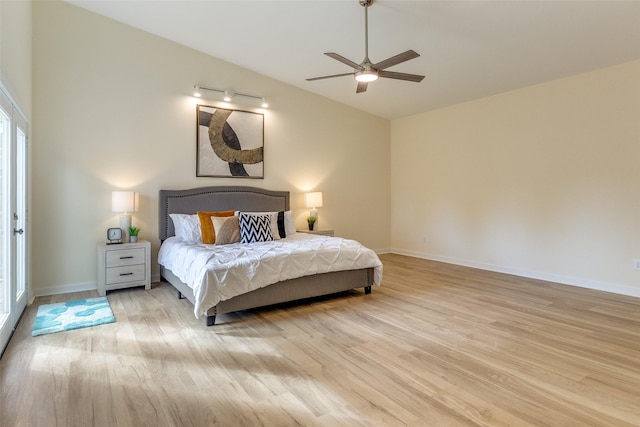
0,81,29,355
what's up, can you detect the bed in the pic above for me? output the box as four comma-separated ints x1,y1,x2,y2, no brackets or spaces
158,186,382,325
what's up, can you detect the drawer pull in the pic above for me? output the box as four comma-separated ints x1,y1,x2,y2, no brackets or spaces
120,272,134,276
120,256,134,260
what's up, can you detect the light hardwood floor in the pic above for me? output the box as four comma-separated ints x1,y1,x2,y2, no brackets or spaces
1,254,639,426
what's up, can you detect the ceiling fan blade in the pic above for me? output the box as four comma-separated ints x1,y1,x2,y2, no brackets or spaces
356,81,368,93
378,70,425,82
372,50,420,70
324,53,364,70
306,72,355,82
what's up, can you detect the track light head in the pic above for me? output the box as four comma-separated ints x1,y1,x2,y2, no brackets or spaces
223,90,234,102
193,85,202,97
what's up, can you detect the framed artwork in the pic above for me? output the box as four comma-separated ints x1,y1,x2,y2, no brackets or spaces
196,105,264,178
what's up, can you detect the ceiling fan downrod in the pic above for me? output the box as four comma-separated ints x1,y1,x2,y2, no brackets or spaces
356,0,377,82
361,0,373,63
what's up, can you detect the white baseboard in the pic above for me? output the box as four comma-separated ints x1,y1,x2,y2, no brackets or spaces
31,253,636,300
34,274,164,298
34,281,97,297
390,249,640,299
375,247,392,255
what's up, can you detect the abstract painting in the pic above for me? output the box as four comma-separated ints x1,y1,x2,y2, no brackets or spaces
196,105,264,178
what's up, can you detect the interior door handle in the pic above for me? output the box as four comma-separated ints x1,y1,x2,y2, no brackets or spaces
13,228,24,235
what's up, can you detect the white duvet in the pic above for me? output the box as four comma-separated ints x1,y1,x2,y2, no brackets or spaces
158,233,383,318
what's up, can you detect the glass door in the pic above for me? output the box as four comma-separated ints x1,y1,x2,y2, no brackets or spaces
0,84,28,354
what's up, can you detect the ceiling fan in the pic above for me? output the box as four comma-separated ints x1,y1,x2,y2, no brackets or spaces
306,0,425,93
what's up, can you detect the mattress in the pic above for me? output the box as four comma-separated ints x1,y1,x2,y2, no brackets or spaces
158,233,383,318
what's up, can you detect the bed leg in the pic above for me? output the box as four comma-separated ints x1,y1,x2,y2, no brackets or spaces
364,285,372,295
206,315,216,326
178,291,185,300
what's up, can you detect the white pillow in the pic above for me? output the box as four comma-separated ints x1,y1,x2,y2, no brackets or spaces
283,211,296,236
169,213,201,243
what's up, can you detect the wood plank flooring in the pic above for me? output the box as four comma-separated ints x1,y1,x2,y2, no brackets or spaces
1,254,639,426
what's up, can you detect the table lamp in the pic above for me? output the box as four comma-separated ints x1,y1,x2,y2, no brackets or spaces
112,190,138,242
305,191,323,228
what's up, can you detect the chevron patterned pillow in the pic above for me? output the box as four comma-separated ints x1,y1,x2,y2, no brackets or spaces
238,212,274,243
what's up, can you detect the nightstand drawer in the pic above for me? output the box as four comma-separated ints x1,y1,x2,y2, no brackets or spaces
106,264,146,285
106,248,145,267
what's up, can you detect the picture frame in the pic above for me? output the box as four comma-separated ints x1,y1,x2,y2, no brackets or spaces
196,105,264,178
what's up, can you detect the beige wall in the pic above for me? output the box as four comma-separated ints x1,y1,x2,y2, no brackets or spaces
391,60,640,296
1,0,32,303
32,1,390,295
0,0,32,113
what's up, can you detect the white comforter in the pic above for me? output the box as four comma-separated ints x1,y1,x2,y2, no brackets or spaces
158,233,383,318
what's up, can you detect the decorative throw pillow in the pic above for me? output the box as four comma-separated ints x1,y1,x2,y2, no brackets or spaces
197,210,235,244
238,212,273,243
275,211,286,238
169,213,201,243
240,211,283,240
211,216,241,245
239,211,295,238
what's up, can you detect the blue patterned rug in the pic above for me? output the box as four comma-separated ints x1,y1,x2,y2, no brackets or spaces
32,297,115,337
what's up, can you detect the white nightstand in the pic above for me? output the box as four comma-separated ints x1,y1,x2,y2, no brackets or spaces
97,240,151,296
297,229,335,237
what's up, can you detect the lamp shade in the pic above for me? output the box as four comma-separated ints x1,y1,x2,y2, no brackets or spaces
112,191,138,213
305,192,323,209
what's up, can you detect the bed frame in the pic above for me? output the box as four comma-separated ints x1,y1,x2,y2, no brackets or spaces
159,186,374,325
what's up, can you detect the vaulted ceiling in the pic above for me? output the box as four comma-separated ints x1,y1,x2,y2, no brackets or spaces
67,0,640,119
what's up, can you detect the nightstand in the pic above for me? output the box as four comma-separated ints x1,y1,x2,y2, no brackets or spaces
97,240,151,296
297,229,335,237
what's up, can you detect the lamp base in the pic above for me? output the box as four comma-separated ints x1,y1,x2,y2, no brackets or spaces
119,214,132,243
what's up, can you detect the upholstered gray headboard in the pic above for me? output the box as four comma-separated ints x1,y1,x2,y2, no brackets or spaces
159,186,290,241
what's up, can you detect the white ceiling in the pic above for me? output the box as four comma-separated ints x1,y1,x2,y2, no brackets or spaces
66,0,640,120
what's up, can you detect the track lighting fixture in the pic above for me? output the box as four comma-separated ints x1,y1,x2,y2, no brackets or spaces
193,85,269,108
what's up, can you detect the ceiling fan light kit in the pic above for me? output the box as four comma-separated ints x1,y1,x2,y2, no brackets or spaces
355,69,379,83
307,0,425,93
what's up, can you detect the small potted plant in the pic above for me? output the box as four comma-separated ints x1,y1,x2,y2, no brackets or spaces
307,216,316,231
128,226,141,243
